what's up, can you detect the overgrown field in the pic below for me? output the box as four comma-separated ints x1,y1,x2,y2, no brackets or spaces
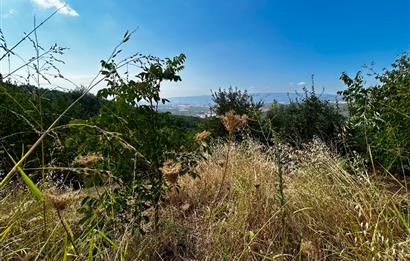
1,141,409,260
0,13,409,260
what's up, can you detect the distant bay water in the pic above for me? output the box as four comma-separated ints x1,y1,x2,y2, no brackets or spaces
157,92,343,117
163,92,342,106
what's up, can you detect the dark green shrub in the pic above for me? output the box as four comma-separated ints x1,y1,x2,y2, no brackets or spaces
266,84,344,146
339,54,410,174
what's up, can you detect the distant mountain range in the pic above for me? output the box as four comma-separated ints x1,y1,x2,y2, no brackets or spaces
164,92,342,106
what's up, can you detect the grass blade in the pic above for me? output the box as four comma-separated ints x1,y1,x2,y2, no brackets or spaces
0,222,15,241
7,152,44,201
97,229,117,248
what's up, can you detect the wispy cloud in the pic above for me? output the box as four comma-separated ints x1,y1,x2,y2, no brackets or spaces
3,9,17,19
9,9,17,16
31,0,79,16
297,81,306,86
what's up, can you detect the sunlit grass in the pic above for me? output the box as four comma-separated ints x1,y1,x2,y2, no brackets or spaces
1,140,408,260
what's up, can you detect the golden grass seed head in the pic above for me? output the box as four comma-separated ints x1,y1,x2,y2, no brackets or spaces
73,153,102,166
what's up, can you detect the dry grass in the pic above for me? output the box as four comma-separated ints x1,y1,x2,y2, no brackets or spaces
0,140,409,260
160,140,410,260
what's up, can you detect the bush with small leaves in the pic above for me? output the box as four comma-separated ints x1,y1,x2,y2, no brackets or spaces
339,53,410,174
266,82,344,147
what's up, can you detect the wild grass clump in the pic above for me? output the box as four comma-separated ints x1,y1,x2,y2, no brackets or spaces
162,140,409,260
0,139,409,260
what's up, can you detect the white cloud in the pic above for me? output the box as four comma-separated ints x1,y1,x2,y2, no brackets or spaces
31,0,79,16
3,9,17,18
9,9,17,16
297,81,306,86
2,9,17,19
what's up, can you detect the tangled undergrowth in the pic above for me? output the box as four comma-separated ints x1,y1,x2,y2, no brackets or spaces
1,140,409,260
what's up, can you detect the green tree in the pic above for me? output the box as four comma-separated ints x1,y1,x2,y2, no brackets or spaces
211,86,263,116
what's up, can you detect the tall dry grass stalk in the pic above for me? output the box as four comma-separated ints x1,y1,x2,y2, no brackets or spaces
213,111,247,204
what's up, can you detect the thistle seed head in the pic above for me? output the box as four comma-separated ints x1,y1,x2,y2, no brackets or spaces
221,111,247,134
159,160,181,184
44,190,77,211
195,130,211,141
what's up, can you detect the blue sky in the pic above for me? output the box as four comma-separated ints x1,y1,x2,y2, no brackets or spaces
0,0,409,97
